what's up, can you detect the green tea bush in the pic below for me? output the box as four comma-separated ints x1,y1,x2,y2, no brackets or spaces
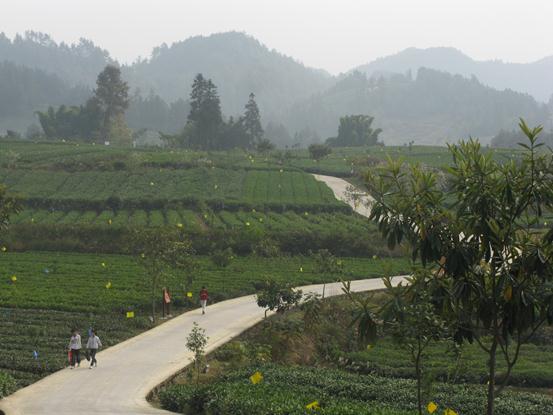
0,372,16,398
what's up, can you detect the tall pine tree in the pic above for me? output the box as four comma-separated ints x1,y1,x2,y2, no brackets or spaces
242,92,264,147
186,74,223,149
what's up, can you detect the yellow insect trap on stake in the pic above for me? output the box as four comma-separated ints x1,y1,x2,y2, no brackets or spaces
249,371,263,384
105,282,112,289
186,292,193,298
10,275,17,283
306,401,320,410
126,311,135,318
426,401,438,414
443,409,458,415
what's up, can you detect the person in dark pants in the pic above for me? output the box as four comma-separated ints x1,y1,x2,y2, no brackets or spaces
68,329,82,369
86,329,102,368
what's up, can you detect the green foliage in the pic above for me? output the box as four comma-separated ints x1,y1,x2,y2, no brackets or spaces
366,120,553,414
160,365,553,415
0,251,411,389
308,143,332,162
0,371,16,398
327,114,382,147
94,65,130,143
186,74,224,150
0,183,20,233
186,322,208,384
256,279,303,317
243,92,264,145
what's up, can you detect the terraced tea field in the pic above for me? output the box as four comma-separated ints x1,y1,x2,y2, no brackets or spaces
0,251,412,388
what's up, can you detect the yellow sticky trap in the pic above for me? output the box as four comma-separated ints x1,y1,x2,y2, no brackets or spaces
150,182,155,186
105,281,112,289
306,401,320,410
259,218,263,223
108,219,112,225
304,212,308,216
444,409,457,415
101,262,106,268
372,255,378,260
252,208,256,213
504,285,513,301
299,267,303,272
214,184,218,189
1,246,6,252
279,169,283,173
31,218,35,223
366,344,372,351
203,214,208,219
187,292,193,298
126,311,135,318
140,253,145,259
427,401,438,414
245,222,250,226
10,275,17,282
249,371,263,384
177,223,183,228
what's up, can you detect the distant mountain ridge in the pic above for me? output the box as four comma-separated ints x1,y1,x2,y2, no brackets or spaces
354,47,553,102
0,31,551,145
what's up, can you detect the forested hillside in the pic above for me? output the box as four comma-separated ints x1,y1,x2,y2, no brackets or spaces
123,32,334,119
354,46,553,103
284,69,549,144
0,31,551,145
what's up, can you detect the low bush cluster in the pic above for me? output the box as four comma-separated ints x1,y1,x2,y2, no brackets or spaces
159,366,553,415
0,372,16,399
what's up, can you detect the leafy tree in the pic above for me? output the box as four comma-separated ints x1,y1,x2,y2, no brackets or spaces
308,143,332,162
186,322,208,384
380,273,449,415
311,249,344,298
134,229,196,323
243,92,264,146
256,279,302,317
326,115,382,147
365,119,553,415
0,184,20,234
255,138,275,154
186,73,223,150
94,65,130,143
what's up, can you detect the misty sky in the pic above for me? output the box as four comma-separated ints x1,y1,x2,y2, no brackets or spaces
1,0,552,74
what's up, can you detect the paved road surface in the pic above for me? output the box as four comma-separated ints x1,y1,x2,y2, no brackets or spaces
0,174,400,415
0,278,407,415
313,174,373,217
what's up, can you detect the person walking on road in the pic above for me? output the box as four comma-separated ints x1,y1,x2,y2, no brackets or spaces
68,329,82,369
199,286,209,315
86,329,102,369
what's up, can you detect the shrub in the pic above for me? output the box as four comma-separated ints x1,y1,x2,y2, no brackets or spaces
0,372,16,398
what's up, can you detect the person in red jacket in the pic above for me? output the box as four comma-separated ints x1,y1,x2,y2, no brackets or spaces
199,286,209,315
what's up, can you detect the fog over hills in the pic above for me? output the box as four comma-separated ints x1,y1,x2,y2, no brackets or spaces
0,31,551,145
354,47,553,103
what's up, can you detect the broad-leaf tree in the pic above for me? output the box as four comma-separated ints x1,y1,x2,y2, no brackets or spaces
326,115,382,147
94,65,130,143
134,229,196,323
365,119,553,415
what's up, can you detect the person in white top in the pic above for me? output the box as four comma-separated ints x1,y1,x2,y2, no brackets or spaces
86,329,102,369
68,330,82,369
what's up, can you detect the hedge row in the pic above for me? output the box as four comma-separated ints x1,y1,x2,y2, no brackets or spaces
0,372,16,399
3,224,394,258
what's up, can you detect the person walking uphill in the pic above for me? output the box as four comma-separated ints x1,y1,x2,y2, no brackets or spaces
68,330,82,369
199,286,209,315
86,330,102,369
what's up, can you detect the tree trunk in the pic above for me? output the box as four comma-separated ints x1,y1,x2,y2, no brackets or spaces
487,338,498,415
415,341,423,415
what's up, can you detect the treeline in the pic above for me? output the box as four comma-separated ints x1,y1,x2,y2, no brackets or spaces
285,68,550,144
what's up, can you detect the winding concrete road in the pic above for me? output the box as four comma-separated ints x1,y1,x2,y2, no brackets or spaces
0,175,404,415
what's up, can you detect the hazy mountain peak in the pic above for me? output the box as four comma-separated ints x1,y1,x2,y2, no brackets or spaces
355,47,553,102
